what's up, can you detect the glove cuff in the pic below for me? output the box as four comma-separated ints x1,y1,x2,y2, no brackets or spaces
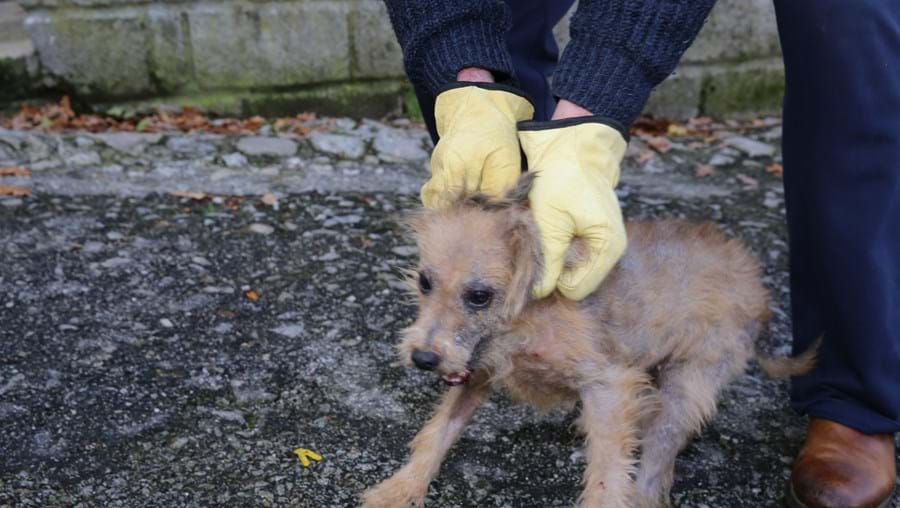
434,83,535,137
517,115,629,142
517,117,628,187
436,81,534,106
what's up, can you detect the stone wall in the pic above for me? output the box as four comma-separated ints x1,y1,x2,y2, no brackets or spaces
3,0,784,119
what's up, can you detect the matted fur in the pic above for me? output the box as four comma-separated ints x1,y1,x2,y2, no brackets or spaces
363,176,816,508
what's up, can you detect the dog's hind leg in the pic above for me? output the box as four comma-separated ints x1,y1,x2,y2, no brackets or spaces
361,375,490,508
633,353,747,507
577,366,648,508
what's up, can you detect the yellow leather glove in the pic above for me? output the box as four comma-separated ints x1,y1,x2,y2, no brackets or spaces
518,118,629,300
421,83,534,208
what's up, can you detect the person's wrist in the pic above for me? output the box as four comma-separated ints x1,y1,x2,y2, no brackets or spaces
552,99,592,120
456,67,494,83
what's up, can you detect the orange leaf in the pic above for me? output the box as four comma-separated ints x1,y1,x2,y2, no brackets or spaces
0,185,32,196
244,290,259,301
0,166,31,177
766,163,784,178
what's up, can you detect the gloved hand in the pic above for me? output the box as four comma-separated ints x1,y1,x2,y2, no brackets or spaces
421,83,534,209
518,118,629,300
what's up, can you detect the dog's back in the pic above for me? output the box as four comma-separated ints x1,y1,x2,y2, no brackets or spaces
584,220,771,372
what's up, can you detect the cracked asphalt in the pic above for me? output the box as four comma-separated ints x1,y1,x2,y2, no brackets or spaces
0,119,897,507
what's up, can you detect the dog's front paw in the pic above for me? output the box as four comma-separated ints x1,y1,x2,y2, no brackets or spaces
361,475,427,508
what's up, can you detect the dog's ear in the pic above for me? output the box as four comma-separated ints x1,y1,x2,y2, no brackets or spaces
504,171,537,206
501,191,541,321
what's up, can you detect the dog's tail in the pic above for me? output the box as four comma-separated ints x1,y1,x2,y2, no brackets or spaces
755,336,822,379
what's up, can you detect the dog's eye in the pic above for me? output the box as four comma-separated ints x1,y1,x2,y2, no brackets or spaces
464,289,493,309
418,272,432,294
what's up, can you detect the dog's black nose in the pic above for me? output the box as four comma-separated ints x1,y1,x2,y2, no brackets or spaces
412,350,440,371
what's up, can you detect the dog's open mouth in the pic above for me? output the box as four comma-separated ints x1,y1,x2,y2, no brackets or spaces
441,371,470,386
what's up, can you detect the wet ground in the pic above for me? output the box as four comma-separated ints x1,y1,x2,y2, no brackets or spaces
0,120,896,507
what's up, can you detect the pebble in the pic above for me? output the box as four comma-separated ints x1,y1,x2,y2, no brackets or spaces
159,318,174,328
391,245,417,257
82,241,105,253
709,153,736,167
100,257,131,268
94,132,163,154
207,409,246,426
724,136,776,158
221,152,249,168
270,324,305,339
236,136,297,157
373,128,428,162
249,223,274,235
67,151,102,167
166,137,217,156
308,132,366,160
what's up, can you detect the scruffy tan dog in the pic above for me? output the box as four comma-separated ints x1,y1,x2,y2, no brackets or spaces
362,175,816,508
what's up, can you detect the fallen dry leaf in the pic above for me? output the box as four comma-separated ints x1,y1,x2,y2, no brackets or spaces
0,96,323,137
687,116,713,128
169,191,209,200
0,166,31,177
666,124,688,136
766,163,784,178
644,136,672,154
736,173,759,189
695,164,715,178
244,290,259,301
260,192,278,208
293,448,322,468
637,150,655,164
0,185,32,196
631,117,673,137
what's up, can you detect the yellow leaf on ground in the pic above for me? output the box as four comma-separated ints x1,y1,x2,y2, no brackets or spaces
293,448,322,468
666,124,688,136
244,290,259,301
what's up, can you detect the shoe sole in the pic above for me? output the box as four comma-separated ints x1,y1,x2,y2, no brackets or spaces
784,481,896,508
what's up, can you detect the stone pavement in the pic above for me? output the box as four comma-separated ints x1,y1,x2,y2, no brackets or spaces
0,117,897,507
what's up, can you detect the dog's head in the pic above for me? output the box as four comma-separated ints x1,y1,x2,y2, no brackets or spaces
397,174,550,385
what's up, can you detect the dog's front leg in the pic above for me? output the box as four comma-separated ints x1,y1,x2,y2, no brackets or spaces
577,367,646,508
362,374,490,508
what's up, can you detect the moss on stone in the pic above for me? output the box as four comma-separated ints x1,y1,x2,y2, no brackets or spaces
96,80,411,118
0,57,32,102
402,89,423,123
701,62,785,117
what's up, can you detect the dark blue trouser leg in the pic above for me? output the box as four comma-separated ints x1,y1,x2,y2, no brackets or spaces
416,0,575,143
774,0,900,434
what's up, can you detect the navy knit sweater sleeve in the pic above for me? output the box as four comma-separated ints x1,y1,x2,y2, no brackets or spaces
383,0,717,127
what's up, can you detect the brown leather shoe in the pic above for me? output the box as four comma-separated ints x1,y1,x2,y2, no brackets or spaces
786,418,896,508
